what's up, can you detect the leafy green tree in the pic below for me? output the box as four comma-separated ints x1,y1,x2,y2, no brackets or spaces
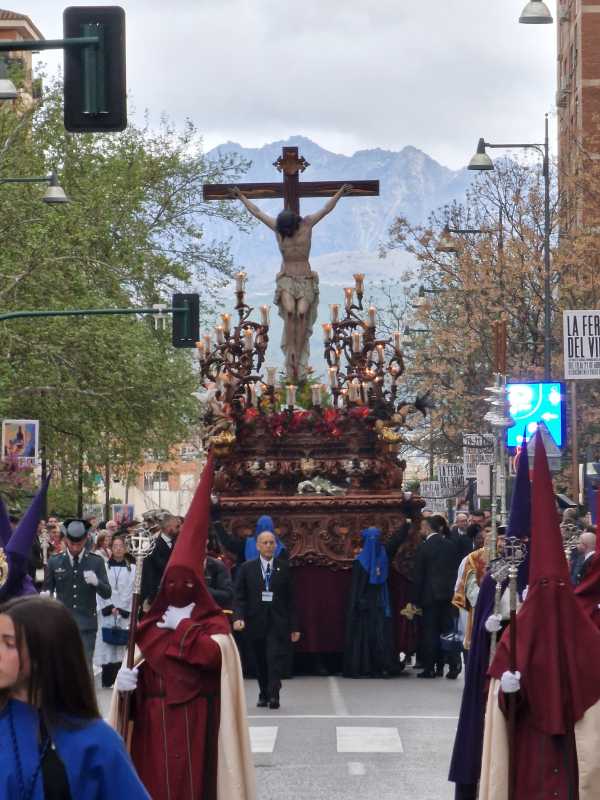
0,78,250,511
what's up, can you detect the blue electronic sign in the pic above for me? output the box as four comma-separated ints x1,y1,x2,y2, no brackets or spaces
506,382,565,449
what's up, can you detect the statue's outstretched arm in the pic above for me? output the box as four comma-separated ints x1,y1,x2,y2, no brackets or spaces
304,183,353,228
230,187,276,231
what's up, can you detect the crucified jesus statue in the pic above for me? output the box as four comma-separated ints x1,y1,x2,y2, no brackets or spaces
230,183,353,382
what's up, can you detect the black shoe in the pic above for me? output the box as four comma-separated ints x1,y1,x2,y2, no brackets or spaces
417,670,436,679
268,694,280,709
257,695,268,708
446,667,462,680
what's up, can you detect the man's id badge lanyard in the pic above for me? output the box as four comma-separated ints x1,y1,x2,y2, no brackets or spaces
262,562,273,602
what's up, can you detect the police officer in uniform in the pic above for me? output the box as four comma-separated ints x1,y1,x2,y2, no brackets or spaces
44,518,111,670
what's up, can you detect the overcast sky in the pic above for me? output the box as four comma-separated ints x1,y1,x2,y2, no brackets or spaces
22,0,556,169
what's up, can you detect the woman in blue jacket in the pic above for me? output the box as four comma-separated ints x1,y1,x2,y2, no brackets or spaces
0,594,149,800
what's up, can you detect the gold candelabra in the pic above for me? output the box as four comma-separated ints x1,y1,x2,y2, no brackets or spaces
323,273,405,409
196,271,272,410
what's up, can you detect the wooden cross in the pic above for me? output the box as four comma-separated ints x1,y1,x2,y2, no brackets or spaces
203,145,379,215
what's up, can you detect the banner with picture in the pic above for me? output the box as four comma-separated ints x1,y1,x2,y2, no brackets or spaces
2,419,39,463
111,504,135,525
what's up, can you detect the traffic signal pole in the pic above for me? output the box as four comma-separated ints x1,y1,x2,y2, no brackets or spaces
0,294,201,348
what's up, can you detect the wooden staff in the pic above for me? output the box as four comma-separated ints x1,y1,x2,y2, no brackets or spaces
116,526,155,749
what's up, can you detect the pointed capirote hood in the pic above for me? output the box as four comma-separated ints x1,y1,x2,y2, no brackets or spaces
490,431,600,734
5,475,50,559
161,451,216,586
136,452,229,701
0,495,12,548
527,432,570,587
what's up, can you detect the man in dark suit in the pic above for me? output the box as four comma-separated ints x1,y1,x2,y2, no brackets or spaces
140,512,180,611
204,555,234,608
575,531,597,585
43,519,111,670
412,516,461,679
233,530,300,709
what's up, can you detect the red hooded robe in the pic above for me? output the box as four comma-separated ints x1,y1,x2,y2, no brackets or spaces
132,453,232,800
481,433,600,800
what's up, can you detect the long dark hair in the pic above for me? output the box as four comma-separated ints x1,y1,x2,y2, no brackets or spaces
0,596,100,728
276,209,301,238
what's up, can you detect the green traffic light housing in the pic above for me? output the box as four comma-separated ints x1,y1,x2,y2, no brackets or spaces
172,293,200,348
63,6,127,133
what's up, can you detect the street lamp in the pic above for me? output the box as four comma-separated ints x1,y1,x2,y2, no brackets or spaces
0,171,69,204
467,115,552,379
519,0,553,24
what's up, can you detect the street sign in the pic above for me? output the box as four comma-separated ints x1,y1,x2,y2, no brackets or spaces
563,310,600,379
463,433,495,479
437,463,465,493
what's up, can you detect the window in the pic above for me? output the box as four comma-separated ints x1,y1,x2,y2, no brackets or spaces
143,471,170,491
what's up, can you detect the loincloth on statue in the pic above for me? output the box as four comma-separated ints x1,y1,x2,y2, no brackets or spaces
274,271,319,306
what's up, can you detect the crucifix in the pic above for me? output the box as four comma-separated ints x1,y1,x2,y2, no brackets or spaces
203,146,379,382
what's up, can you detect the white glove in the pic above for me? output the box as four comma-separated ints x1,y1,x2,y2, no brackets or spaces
83,570,98,586
500,670,521,694
115,667,139,692
521,586,529,602
156,603,195,630
485,614,503,633
39,590,51,598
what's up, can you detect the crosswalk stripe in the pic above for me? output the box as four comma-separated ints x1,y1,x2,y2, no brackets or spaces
336,726,404,754
249,726,279,753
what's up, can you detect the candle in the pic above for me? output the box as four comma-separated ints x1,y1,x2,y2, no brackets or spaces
393,331,403,350
250,383,258,407
330,304,340,323
344,287,354,310
350,378,361,402
243,327,253,351
322,323,333,342
352,331,362,353
221,313,231,334
367,306,376,327
286,384,297,407
195,341,205,359
362,382,369,403
235,271,247,292
215,325,225,344
328,367,338,388
353,273,365,294
260,305,270,326
311,384,322,406
203,333,212,350
377,344,385,364
265,366,277,386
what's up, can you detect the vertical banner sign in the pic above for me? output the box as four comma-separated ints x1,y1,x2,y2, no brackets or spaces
563,310,600,379
437,463,465,493
463,433,495,479
419,481,447,513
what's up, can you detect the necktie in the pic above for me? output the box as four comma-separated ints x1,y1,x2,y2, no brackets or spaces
73,555,79,570
265,563,271,589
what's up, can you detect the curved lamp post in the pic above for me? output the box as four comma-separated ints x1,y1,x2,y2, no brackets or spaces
467,115,551,379
0,171,69,204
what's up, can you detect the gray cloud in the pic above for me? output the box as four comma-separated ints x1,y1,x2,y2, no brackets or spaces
24,0,555,167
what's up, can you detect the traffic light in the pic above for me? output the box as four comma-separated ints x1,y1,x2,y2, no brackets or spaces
172,293,200,348
63,6,126,133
